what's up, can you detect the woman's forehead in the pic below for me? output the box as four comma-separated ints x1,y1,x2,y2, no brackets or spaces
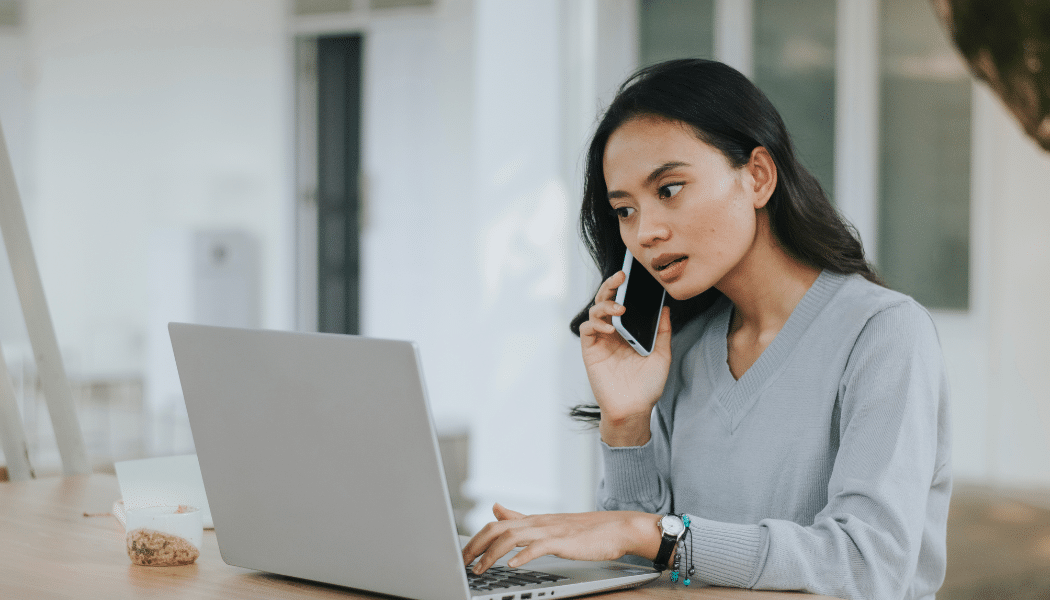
603,117,723,179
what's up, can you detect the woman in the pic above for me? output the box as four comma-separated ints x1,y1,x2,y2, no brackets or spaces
461,59,951,600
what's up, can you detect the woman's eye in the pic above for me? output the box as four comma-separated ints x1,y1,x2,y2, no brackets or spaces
659,183,684,199
613,206,635,219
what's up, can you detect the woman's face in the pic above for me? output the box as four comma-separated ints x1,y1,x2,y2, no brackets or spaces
602,116,767,301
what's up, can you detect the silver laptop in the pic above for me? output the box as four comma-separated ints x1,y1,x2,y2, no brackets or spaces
169,323,659,600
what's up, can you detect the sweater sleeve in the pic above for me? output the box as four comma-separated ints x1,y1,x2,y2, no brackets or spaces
595,314,698,516
685,301,950,600
595,413,672,515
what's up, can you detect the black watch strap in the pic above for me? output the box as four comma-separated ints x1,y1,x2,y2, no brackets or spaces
653,515,683,571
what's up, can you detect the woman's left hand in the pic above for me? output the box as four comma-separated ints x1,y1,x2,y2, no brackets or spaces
461,503,660,574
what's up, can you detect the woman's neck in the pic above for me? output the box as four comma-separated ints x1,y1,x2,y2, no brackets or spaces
716,211,821,336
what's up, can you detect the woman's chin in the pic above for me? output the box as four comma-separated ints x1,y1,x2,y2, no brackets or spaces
665,284,711,302
666,290,690,302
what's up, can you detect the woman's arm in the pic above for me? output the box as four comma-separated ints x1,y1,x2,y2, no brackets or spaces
460,505,666,574
462,272,677,573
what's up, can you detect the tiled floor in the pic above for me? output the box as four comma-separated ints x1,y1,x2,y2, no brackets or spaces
6,382,1050,598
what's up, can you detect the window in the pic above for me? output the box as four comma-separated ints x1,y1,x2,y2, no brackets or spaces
637,0,972,311
638,0,714,68
753,0,836,198
878,0,971,309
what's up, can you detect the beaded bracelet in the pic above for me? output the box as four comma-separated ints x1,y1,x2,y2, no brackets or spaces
668,515,694,586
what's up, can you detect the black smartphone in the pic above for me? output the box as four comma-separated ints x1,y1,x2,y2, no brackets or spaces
611,249,667,356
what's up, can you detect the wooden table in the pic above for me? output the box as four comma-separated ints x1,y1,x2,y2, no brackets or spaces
0,474,838,599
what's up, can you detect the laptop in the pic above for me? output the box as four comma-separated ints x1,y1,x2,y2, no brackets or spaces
168,323,659,600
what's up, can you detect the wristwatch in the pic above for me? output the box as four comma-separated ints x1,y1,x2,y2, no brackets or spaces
653,514,686,571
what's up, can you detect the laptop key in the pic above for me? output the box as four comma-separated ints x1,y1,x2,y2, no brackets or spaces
502,577,539,586
511,569,566,581
466,565,565,589
505,575,545,584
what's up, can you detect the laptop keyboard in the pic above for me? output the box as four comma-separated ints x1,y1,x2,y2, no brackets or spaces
466,565,569,591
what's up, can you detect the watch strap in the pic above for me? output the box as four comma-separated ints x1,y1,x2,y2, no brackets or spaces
653,515,682,571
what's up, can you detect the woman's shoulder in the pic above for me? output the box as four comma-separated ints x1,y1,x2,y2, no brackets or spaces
822,272,941,354
828,272,934,326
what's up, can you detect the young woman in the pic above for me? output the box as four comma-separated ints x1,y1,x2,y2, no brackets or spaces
461,59,951,600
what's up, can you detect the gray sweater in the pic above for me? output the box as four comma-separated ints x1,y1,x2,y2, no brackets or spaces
597,271,952,600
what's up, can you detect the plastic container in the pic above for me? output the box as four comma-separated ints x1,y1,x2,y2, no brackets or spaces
125,505,203,566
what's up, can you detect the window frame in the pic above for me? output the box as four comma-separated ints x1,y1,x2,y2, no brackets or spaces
650,0,984,321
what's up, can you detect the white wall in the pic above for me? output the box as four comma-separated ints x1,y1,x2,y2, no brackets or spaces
931,84,1050,490
349,1,613,523
293,0,606,524
980,90,1050,487
24,0,293,379
358,5,479,434
462,0,589,527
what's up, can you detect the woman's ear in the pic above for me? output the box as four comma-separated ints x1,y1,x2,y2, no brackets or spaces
747,147,777,209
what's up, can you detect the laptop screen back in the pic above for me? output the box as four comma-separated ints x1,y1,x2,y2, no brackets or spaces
169,323,470,600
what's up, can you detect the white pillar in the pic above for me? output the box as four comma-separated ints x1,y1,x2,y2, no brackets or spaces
834,0,880,261
464,0,576,530
715,0,754,78
556,0,603,514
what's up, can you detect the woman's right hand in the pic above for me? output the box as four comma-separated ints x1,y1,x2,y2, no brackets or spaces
579,270,673,447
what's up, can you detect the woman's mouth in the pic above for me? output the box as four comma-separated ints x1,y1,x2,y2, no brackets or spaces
654,257,685,271
652,255,688,282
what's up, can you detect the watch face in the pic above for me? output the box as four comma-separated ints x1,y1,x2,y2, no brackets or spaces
661,515,685,536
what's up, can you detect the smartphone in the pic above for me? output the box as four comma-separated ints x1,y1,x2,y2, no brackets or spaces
611,249,667,356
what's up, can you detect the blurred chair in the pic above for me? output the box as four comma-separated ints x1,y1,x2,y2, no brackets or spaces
0,118,89,482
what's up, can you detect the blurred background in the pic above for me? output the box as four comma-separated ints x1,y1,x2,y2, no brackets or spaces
1,0,1049,597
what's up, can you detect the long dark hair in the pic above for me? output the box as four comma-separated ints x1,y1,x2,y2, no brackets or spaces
569,59,880,422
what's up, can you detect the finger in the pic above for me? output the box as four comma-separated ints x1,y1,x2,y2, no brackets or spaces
581,307,619,339
461,531,486,566
506,539,551,569
578,320,601,339
581,320,617,338
461,521,508,566
588,299,625,319
593,271,626,305
493,503,527,521
472,528,534,574
653,305,672,357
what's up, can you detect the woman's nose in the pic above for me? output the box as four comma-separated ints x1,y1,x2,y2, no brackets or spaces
636,210,671,247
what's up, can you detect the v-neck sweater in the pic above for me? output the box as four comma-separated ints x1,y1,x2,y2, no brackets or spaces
597,271,952,600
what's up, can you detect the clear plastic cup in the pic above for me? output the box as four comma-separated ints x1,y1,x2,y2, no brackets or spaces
125,505,203,566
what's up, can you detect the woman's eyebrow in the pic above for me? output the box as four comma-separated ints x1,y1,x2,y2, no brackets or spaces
607,161,690,200
645,161,689,184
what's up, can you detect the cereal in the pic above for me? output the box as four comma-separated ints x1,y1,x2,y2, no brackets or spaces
126,528,200,566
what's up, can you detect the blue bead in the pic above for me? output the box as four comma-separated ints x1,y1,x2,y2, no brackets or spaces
683,579,691,586
683,516,690,527
670,572,679,583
